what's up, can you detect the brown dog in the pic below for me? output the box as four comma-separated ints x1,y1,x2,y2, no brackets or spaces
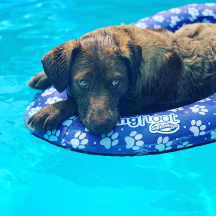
27,23,216,134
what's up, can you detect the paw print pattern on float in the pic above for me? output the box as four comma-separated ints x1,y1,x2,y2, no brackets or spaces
26,101,35,111
152,15,165,23
211,129,216,140
198,97,211,102
177,141,193,149
169,8,182,14
190,120,206,136
41,87,56,97
190,105,208,115
62,116,78,127
28,106,42,117
170,16,181,27
100,130,119,149
124,131,144,150
168,107,184,112
202,8,216,16
188,7,199,21
44,129,61,142
45,97,63,105
69,131,88,149
155,136,173,152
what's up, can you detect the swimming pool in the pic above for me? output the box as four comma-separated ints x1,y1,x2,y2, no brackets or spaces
1,0,216,215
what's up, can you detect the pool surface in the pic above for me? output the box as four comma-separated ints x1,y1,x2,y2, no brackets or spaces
1,0,216,215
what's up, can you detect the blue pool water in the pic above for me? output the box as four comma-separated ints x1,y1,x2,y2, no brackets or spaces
1,0,216,215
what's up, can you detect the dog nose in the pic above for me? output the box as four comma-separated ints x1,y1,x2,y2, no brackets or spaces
92,119,111,133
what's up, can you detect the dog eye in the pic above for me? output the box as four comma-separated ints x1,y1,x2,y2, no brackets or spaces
79,80,88,87
112,79,119,86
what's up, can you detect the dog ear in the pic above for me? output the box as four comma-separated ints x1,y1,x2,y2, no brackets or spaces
41,39,80,92
120,41,142,85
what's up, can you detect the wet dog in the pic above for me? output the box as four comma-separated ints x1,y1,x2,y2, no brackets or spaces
27,23,216,134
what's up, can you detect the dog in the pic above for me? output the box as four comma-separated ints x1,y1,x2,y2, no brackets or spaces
27,23,216,134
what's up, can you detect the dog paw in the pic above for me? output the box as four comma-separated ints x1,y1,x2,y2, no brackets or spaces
27,104,66,131
27,71,51,90
27,99,76,131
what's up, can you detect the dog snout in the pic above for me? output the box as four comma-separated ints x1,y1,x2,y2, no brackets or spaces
91,108,112,133
92,118,112,133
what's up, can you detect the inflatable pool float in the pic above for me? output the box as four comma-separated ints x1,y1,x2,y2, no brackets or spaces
24,3,216,156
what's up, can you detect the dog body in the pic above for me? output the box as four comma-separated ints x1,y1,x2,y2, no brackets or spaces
28,23,216,134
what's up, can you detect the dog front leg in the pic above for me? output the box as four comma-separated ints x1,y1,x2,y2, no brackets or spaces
27,98,78,131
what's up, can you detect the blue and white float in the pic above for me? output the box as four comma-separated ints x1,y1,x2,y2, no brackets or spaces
24,3,216,156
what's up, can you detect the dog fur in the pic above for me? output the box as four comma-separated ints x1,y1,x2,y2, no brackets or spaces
27,23,216,134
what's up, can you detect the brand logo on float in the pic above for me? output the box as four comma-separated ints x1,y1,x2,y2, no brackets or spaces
117,113,180,134
147,113,180,134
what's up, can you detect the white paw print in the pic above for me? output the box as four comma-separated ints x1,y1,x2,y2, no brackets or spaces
177,141,193,149
44,129,61,142
190,105,208,115
45,97,63,105
198,98,211,102
211,130,216,140
205,3,216,6
155,136,173,152
135,22,148,29
153,24,161,29
100,130,119,149
124,131,144,150
152,15,165,23
202,18,211,23
28,106,42,117
170,16,181,27
62,116,78,127
26,101,35,111
202,9,215,16
188,8,199,21
168,107,184,112
170,8,182,14
70,131,88,149
41,88,56,97
190,120,206,136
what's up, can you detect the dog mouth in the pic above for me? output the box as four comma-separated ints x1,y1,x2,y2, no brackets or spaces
79,109,120,134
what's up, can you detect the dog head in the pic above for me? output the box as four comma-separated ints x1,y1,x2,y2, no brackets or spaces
41,26,142,134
